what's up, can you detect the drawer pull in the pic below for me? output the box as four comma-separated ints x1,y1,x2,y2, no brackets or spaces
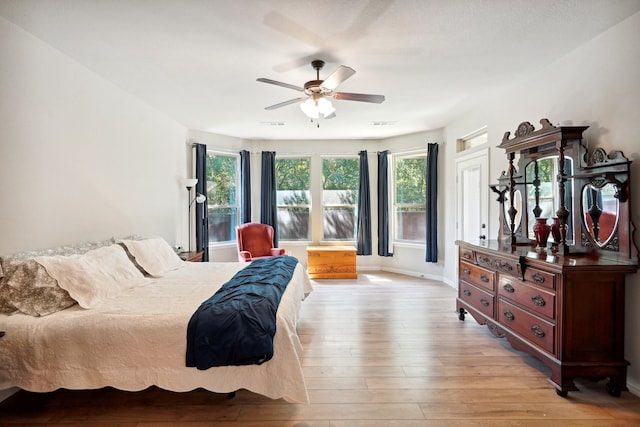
531,295,546,307
480,298,490,307
503,311,515,321
531,325,546,338
503,283,515,293
532,272,546,284
463,252,471,259
480,274,490,283
463,289,471,297
463,267,471,275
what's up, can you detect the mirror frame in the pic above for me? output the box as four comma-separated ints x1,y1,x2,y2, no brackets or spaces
493,119,637,261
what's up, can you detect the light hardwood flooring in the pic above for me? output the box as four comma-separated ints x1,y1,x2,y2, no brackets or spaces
2,272,640,426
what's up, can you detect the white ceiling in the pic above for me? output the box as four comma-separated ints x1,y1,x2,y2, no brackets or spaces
2,0,640,140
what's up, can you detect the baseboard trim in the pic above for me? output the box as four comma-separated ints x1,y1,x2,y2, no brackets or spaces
628,379,640,397
0,387,19,403
381,267,442,282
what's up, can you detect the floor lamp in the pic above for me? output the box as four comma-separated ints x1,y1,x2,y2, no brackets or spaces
183,178,198,251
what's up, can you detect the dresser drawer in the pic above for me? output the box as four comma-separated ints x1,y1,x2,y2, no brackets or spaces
459,247,475,263
459,261,495,292
498,299,555,354
498,275,556,320
459,281,495,319
523,267,555,290
475,252,519,276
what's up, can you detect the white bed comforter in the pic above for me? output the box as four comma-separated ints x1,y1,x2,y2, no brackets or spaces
0,261,312,404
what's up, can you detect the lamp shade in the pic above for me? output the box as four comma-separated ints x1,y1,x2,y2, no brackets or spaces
317,97,335,116
300,98,320,119
183,178,198,189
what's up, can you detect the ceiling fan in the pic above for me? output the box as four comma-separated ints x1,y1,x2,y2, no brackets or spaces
257,60,385,121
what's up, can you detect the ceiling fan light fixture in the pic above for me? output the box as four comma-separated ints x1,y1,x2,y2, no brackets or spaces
259,60,384,122
300,98,320,119
317,96,335,116
300,95,334,119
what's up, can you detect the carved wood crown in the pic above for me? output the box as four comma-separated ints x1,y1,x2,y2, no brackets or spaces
584,147,630,168
498,118,588,154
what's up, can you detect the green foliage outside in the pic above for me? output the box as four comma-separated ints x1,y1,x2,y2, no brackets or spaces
396,156,427,205
322,158,359,190
276,158,310,190
323,158,359,206
206,154,236,208
276,158,310,207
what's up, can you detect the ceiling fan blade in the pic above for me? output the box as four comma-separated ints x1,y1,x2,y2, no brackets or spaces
333,92,385,103
264,97,307,110
325,112,337,120
321,66,355,91
257,78,304,92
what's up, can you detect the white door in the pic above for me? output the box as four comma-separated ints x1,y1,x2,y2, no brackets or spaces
456,149,489,242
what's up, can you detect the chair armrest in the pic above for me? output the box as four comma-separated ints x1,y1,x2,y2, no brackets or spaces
239,251,252,261
270,248,286,256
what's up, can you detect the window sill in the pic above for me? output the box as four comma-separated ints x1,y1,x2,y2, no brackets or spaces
393,241,424,249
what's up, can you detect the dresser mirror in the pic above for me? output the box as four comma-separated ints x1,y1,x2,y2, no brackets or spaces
494,118,637,261
582,182,618,247
502,188,522,236
524,156,574,242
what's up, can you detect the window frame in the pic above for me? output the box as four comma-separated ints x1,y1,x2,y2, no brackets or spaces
320,155,360,242
390,150,428,245
205,150,240,245
275,155,312,242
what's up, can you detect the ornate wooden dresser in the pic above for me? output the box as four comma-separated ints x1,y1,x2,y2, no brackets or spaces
456,119,638,397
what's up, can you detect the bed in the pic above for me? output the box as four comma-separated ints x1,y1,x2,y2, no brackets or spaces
0,237,312,404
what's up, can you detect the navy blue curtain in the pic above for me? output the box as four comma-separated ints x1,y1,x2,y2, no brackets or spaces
356,150,372,255
240,150,251,223
377,150,393,257
194,143,209,261
260,151,278,246
425,143,438,262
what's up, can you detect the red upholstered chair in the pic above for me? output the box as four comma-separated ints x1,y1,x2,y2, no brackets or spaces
235,222,285,262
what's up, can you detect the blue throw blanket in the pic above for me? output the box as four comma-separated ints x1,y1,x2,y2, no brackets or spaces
186,256,298,369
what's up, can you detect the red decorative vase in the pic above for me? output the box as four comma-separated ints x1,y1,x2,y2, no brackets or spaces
551,217,561,244
533,217,551,248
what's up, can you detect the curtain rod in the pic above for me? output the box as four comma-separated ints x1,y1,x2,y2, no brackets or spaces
247,151,360,157
378,145,431,155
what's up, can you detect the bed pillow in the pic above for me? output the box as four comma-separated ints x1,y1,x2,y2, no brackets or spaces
120,237,185,277
35,244,146,309
0,237,118,316
0,259,77,316
0,282,17,315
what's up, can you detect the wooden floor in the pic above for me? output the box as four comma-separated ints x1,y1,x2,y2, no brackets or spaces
2,272,640,426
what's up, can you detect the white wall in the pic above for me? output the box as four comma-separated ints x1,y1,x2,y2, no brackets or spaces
442,11,640,393
0,16,188,255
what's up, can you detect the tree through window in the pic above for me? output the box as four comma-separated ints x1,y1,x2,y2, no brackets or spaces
322,157,359,240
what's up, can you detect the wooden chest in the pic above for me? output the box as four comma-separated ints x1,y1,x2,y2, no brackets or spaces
306,246,357,279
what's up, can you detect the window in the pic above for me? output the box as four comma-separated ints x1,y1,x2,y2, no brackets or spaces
276,157,311,240
457,127,488,153
322,157,359,240
393,152,427,242
206,153,239,243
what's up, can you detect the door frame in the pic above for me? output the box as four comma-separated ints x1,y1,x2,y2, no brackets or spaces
455,147,489,242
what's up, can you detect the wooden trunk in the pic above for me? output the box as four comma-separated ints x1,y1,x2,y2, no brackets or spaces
306,246,357,279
